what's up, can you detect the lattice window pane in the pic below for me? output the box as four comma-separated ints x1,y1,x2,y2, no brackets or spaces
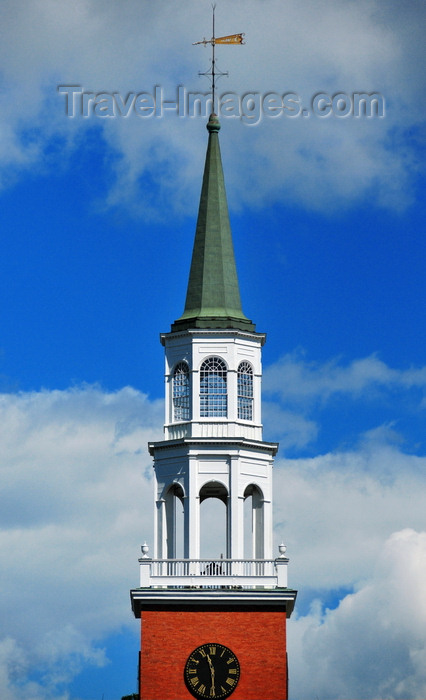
173,362,190,421
200,357,227,417
238,361,253,420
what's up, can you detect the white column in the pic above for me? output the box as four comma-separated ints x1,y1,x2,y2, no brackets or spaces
165,492,177,558
154,498,166,559
253,492,265,559
263,497,273,559
228,456,244,559
227,368,238,422
192,367,200,422
165,365,171,425
184,457,200,559
253,370,262,427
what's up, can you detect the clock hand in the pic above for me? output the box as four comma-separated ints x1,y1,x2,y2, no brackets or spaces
206,655,216,696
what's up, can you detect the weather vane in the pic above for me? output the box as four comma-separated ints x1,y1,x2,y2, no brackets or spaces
193,3,245,114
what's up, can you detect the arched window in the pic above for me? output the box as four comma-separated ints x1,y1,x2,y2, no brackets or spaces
200,357,227,417
173,362,190,421
238,361,253,420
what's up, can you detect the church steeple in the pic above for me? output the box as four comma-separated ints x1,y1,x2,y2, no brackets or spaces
171,113,255,333
131,110,297,700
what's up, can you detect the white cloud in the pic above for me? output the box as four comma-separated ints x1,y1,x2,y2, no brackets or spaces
0,385,163,698
274,432,426,697
262,400,318,449
288,529,426,700
274,441,426,591
0,633,89,700
0,0,424,213
263,351,426,405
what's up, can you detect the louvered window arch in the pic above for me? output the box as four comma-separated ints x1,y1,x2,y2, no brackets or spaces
173,361,190,421
237,361,253,420
200,356,227,417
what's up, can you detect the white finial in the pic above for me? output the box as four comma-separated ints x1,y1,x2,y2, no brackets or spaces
278,543,287,557
141,542,150,558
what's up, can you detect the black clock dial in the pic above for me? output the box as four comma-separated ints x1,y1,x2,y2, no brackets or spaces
184,643,240,699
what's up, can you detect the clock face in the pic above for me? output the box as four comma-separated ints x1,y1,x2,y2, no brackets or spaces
184,643,240,699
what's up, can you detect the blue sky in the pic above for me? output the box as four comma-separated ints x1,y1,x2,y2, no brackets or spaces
0,1,425,699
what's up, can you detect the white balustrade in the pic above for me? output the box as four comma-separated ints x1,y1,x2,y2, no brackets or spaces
138,558,288,589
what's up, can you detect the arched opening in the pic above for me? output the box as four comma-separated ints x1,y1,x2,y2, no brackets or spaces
164,483,184,559
243,484,264,559
199,481,228,559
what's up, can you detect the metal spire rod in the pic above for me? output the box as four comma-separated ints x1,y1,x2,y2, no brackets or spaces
193,3,245,114
212,3,216,110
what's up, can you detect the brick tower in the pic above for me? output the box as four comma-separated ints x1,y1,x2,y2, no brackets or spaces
130,113,297,700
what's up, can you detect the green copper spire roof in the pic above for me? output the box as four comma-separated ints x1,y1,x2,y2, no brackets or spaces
171,114,255,333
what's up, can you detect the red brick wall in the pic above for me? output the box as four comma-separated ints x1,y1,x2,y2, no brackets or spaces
140,608,287,700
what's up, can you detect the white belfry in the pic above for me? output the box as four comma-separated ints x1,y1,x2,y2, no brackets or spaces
151,325,276,561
